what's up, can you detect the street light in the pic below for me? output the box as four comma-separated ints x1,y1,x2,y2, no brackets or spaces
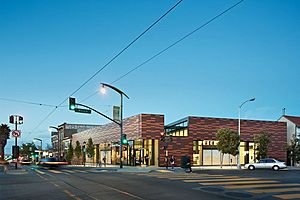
33,138,42,150
49,126,60,161
100,83,129,168
33,138,42,161
237,97,255,169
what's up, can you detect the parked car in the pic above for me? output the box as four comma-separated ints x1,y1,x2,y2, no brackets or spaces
245,158,287,171
37,157,69,168
19,159,32,165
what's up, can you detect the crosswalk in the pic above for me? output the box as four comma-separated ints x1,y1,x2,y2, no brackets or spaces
137,173,300,199
33,168,105,176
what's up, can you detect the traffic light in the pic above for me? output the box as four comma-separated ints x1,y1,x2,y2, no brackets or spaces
69,97,76,110
12,146,19,159
18,116,23,124
160,132,165,142
9,115,14,124
121,134,128,145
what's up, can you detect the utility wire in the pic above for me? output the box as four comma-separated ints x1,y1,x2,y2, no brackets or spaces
27,0,183,138
112,0,245,84
0,97,63,108
80,0,245,102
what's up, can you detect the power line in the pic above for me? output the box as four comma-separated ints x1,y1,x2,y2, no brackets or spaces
0,97,63,108
80,0,245,102
112,0,245,84
28,0,183,137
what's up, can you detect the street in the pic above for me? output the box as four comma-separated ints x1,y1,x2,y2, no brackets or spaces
1,166,300,200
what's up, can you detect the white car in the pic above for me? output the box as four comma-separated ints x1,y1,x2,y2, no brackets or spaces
245,158,287,171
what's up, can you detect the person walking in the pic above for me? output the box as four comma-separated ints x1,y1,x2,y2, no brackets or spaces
145,154,149,166
186,156,192,173
170,155,175,170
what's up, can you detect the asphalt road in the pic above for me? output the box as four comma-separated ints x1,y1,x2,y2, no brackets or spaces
1,166,300,200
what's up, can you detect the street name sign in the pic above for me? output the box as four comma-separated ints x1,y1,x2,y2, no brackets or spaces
75,108,91,114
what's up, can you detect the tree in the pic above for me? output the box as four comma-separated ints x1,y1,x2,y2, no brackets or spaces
74,141,82,164
86,138,95,162
286,136,300,166
254,131,271,160
216,128,239,168
19,142,37,159
66,143,74,163
0,124,11,161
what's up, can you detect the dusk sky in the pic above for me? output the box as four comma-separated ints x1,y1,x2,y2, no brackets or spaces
1,0,299,153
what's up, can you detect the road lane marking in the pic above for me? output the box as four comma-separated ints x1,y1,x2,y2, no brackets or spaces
35,169,45,174
170,176,240,180
62,170,75,173
73,170,88,173
48,170,63,174
156,174,225,179
199,180,278,186
183,178,259,183
156,170,173,173
273,194,300,199
64,190,75,197
247,187,300,194
225,183,300,189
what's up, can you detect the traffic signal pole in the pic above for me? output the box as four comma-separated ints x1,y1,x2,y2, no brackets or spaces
14,120,18,169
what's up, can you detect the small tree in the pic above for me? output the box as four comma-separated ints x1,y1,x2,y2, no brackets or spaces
0,124,11,161
66,143,74,163
86,138,95,162
254,131,271,160
216,128,239,168
286,136,300,166
74,141,82,164
19,142,37,159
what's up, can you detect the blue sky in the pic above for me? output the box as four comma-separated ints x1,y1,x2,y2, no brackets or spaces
1,0,300,153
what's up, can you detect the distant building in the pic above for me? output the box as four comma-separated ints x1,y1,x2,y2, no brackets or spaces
51,123,101,159
72,114,287,167
278,115,300,166
279,115,300,144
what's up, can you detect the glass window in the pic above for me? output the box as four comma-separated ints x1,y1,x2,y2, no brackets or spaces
259,159,266,163
266,159,275,163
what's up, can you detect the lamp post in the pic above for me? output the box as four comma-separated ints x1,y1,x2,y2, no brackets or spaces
83,141,86,167
100,83,129,168
49,126,60,161
237,98,255,169
33,138,42,161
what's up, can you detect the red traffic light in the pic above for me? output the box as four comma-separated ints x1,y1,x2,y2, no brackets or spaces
9,115,14,124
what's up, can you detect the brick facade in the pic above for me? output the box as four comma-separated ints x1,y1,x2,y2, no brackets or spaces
163,116,287,167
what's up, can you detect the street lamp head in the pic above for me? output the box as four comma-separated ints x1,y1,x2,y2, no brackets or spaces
250,98,255,102
100,84,106,95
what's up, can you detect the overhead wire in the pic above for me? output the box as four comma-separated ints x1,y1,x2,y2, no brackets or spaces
0,97,63,108
25,0,184,140
80,0,246,102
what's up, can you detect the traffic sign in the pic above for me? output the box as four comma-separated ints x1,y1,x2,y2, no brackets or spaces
75,108,91,114
12,130,21,137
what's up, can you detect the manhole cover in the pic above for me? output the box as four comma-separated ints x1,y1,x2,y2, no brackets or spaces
225,192,253,198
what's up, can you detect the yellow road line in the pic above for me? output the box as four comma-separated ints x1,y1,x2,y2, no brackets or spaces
184,178,259,183
247,187,300,194
225,183,300,189
156,174,225,179
156,170,173,173
48,170,63,174
273,193,300,199
64,190,75,197
35,169,45,174
62,170,75,173
200,180,278,186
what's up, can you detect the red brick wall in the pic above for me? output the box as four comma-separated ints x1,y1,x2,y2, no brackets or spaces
162,117,287,167
191,117,287,161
